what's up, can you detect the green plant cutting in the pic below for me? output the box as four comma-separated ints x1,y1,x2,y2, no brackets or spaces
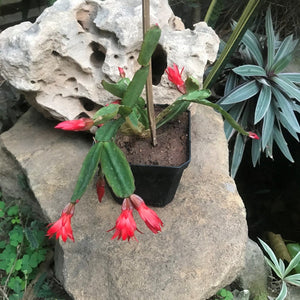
259,238,300,300
217,7,300,177
46,25,258,243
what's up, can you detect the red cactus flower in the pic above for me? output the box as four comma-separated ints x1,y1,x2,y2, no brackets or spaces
55,118,94,131
96,176,105,203
118,67,125,78
248,132,259,140
166,63,186,94
130,194,163,234
46,202,76,242
108,198,139,241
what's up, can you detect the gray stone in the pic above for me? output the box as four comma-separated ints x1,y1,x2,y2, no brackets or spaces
0,105,247,300
236,239,269,300
0,0,219,121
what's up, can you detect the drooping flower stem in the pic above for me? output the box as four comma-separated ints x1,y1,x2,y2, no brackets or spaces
142,0,157,146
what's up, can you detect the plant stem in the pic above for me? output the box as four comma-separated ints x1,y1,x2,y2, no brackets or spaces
142,0,157,146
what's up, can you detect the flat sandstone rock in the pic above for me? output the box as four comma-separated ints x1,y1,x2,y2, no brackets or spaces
0,106,247,300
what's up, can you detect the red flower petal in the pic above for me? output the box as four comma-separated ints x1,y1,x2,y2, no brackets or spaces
55,118,94,131
165,63,186,94
248,131,259,140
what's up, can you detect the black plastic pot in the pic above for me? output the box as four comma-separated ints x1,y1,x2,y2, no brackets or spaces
111,110,191,207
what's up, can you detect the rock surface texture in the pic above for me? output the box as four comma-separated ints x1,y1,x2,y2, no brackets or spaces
0,0,219,121
0,106,248,300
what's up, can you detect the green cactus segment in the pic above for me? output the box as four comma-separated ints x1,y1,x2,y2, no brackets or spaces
101,142,135,198
93,104,120,125
122,66,150,107
95,118,125,142
177,89,211,101
185,76,201,93
138,25,161,66
71,142,103,203
101,77,130,98
156,101,190,129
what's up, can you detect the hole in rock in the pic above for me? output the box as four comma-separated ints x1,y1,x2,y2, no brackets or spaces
79,97,95,111
114,55,119,59
52,50,60,57
151,44,167,85
75,112,90,119
129,55,135,60
89,42,106,68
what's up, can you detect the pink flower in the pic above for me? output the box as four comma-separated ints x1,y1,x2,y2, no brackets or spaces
96,177,105,203
118,67,126,78
55,118,94,131
46,203,76,242
108,198,139,241
248,132,259,140
130,194,163,234
166,63,186,94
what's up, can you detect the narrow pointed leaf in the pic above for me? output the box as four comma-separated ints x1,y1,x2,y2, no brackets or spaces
284,274,300,286
279,73,300,83
272,75,300,101
71,142,103,202
271,53,293,74
254,84,272,124
101,142,135,198
273,35,296,67
265,7,275,71
138,25,161,66
204,0,223,28
231,133,245,178
276,282,287,300
101,78,129,98
264,256,282,279
287,243,300,274
273,127,294,162
122,66,149,107
220,80,260,105
224,72,238,96
278,113,300,141
233,65,266,77
251,138,261,167
262,104,275,150
224,102,245,139
284,251,300,277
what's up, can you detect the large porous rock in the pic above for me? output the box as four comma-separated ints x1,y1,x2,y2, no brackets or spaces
0,106,248,300
0,0,219,121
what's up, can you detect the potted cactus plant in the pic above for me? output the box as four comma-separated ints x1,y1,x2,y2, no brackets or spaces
46,4,258,243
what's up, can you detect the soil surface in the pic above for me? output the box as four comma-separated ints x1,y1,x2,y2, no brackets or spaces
116,111,190,167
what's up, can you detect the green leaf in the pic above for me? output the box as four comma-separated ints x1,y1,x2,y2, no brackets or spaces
265,7,275,71
231,134,245,178
284,250,300,277
185,76,200,93
224,72,238,96
224,102,245,139
0,201,5,210
271,53,293,74
273,127,294,162
95,118,125,142
287,243,300,274
71,142,103,202
101,142,135,198
280,73,300,83
101,77,129,98
24,227,40,249
138,25,161,66
233,65,266,77
251,138,261,167
203,0,262,89
220,80,260,105
92,104,120,124
7,205,19,217
122,66,149,107
278,113,300,142
21,254,32,275
284,274,300,286
272,75,300,101
204,0,223,28
240,25,264,66
8,276,24,294
9,225,23,247
254,84,272,124
276,281,287,300
262,104,275,150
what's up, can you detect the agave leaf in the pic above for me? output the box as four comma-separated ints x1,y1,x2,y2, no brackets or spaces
254,84,272,124
220,80,260,105
271,53,293,75
231,133,246,178
203,0,262,89
224,72,239,96
265,7,275,71
278,113,300,141
272,35,296,70
233,65,266,77
273,127,294,162
272,75,300,101
276,282,287,300
251,138,261,167
279,73,300,83
272,86,300,132
284,274,300,287
284,251,300,277
262,103,275,150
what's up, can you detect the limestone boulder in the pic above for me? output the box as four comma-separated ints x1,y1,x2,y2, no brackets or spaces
0,0,219,121
0,106,248,300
